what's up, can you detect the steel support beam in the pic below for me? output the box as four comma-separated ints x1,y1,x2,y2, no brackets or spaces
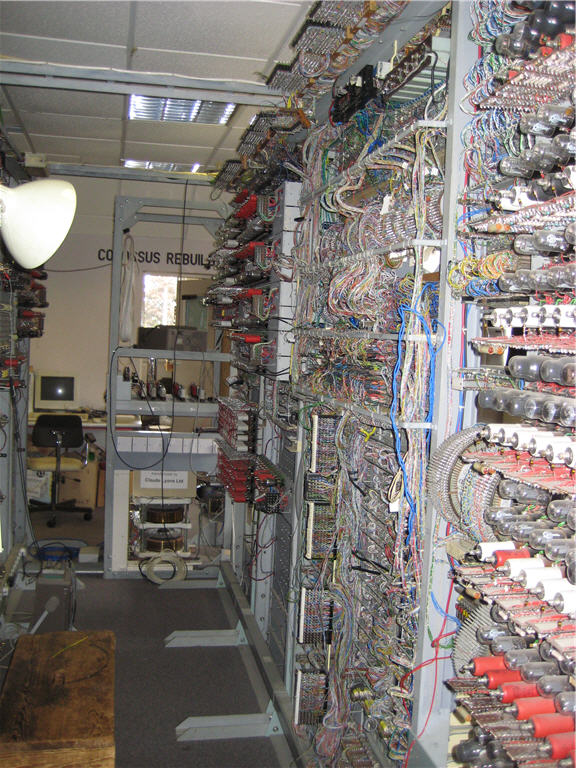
133,212,220,235
0,60,284,106
109,195,226,237
134,196,231,219
408,2,476,766
47,164,214,186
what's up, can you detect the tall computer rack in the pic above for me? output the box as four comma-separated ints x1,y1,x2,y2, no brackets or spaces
103,196,231,577
0,208,49,555
209,2,576,767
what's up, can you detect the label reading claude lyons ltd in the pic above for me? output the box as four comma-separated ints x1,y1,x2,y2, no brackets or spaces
139,470,189,489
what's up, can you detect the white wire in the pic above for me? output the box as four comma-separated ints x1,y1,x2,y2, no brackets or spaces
142,551,187,584
119,234,137,343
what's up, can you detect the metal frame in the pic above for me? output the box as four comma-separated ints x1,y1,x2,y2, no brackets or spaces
0,60,284,107
272,3,476,763
104,194,231,577
158,562,308,766
408,3,478,765
220,562,308,766
221,493,246,582
0,341,29,554
47,165,215,185
251,510,276,635
282,417,306,697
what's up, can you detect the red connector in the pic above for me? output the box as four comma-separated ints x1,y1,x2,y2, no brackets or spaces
529,713,575,738
469,655,508,676
513,696,556,720
482,669,523,689
492,548,531,568
546,732,576,760
499,681,540,703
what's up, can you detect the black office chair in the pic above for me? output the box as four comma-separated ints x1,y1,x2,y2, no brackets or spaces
28,414,93,528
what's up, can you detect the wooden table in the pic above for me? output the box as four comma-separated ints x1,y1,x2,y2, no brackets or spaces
0,630,115,768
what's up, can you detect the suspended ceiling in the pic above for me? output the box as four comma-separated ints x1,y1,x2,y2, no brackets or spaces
0,0,314,182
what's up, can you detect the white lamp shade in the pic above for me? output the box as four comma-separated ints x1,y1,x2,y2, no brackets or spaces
0,179,77,270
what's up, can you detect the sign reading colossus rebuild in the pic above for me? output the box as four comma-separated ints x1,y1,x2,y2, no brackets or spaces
97,248,207,266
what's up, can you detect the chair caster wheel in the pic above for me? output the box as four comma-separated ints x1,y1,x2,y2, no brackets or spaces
47,518,56,528
84,512,92,521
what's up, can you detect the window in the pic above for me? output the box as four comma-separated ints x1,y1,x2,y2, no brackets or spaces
141,274,178,327
141,275,210,329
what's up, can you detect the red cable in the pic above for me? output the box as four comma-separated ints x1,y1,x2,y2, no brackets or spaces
403,527,455,767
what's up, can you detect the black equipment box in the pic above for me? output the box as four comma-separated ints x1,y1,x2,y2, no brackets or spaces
137,326,208,351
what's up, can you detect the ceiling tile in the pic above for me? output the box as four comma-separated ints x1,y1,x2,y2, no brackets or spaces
133,1,309,61
125,121,235,148
0,34,127,68
2,88,125,119
19,113,122,141
0,1,131,45
233,105,261,124
130,48,267,84
27,135,121,165
124,141,216,166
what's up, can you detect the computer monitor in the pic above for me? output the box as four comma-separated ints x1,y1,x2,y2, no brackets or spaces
33,372,77,411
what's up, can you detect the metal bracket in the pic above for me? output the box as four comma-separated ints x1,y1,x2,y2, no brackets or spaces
175,700,283,742
164,619,247,647
158,571,225,589
115,195,228,236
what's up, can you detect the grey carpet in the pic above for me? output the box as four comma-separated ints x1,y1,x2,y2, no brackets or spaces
75,577,283,768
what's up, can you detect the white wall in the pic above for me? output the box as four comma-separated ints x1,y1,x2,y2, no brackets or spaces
29,176,223,409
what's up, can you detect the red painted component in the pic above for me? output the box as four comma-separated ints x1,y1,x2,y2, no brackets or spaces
233,189,250,205
546,731,576,760
234,194,258,219
499,681,540,703
557,33,575,49
493,548,531,567
471,655,507,676
484,669,523,689
530,713,575,738
514,696,556,720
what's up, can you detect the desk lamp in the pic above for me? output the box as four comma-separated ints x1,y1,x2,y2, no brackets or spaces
0,179,77,269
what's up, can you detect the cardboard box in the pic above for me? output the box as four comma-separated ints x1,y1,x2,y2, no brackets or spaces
96,463,106,507
131,469,196,499
59,460,99,508
27,469,52,503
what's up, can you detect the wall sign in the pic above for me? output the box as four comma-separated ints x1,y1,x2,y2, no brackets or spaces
97,248,207,266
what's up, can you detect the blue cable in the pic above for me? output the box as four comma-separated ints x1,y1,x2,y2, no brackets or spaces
391,299,447,545
431,590,461,627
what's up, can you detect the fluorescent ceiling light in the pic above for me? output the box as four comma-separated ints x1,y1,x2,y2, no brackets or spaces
122,159,202,174
128,95,235,124
123,159,148,169
218,103,236,124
